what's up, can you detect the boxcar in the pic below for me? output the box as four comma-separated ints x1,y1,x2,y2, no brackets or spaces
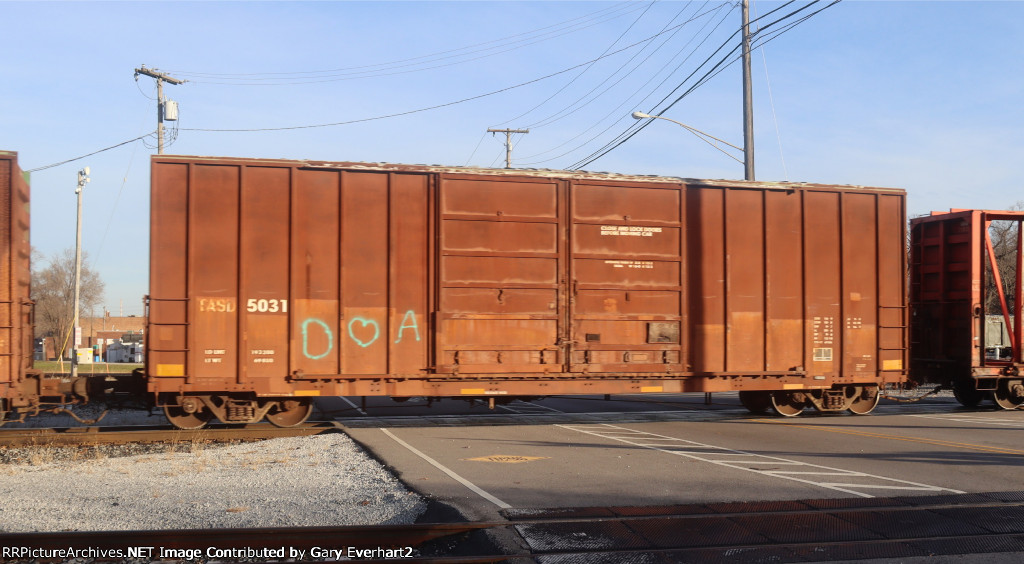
147,156,908,427
0,151,36,423
910,209,1024,409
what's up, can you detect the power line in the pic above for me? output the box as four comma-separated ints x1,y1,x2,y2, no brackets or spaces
567,0,838,170
517,2,736,164
179,18,702,133
565,20,749,169
166,2,645,85
523,1,746,167
520,1,706,131
25,133,155,173
493,0,661,129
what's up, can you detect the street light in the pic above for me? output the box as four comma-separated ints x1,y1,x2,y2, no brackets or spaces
71,167,89,379
631,111,744,166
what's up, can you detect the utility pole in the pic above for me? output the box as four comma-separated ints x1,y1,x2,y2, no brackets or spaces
134,66,185,154
741,0,755,181
487,128,529,169
71,167,89,380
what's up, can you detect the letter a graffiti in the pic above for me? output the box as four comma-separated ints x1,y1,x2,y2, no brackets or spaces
394,310,421,343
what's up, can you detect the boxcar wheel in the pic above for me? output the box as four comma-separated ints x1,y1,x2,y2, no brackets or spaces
770,392,805,417
992,380,1024,410
847,386,880,415
164,404,213,430
266,399,313,428
952,379,986,407
739,391,772,414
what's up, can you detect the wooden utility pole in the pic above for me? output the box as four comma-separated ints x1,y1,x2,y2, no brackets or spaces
134,66,185,154
487,128,529,169
741,0,755,181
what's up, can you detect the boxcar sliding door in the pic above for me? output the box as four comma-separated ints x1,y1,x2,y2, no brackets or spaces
567,181,686,377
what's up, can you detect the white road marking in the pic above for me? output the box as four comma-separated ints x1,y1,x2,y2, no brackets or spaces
908,413,1024,427
380,429,511,509
339,396,367,415
498,403,563,414
560,423,963,498
500,399,960,499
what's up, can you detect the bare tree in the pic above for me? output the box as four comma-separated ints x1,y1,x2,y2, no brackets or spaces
31,248,105,360
982,203,1024,318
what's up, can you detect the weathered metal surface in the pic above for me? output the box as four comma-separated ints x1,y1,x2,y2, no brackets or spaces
148,156,907,399
0,151,32,408
910,210,1024,389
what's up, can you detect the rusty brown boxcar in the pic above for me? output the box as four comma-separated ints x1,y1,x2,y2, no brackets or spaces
147,155,908,428
0,151,35,423
910,209,1024,409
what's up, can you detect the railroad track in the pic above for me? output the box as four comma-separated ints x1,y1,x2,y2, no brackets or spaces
3,492,1024,562
0,421,341,447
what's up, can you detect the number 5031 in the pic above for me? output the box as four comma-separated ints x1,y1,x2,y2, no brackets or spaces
247,298,288,313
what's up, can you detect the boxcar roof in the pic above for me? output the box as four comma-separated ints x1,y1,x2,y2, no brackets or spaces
153,154,905,194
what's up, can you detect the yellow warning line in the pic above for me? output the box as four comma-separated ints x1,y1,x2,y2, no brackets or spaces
753,419,1024,456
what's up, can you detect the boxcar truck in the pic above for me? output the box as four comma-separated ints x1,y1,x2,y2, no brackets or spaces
147,156,908,428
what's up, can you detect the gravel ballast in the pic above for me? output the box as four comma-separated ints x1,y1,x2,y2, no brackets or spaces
0,432,426,532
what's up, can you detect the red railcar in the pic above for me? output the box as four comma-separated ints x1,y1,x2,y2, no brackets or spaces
147,156,908,427
910,209,1024,408
0,151,37,423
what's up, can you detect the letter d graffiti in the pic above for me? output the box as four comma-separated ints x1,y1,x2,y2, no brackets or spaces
301,318,334,360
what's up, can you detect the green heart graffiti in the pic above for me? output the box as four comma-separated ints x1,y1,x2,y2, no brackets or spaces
348,317,380,348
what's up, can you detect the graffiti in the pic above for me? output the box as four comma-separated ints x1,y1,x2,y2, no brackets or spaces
348,317,380,348
299,310,419,357
301,318,334,360
394,310,421,343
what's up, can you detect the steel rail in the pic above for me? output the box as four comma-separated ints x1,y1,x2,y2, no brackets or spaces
3,494,1023,562
0,421,340,447
0,523,501,563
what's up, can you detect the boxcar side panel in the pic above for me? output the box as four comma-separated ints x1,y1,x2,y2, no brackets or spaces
877,193,907,379
388,173,430,375
240,166,291,391
764,189,804,372
0,155,12,390
151,158,438,393
291,169,341,377
148,163,189,380
724,188,766,372
803,190,841,379
190,164,239,384
340,171,390,374
0,152,30,394
687,186,726,373
841,192,880,379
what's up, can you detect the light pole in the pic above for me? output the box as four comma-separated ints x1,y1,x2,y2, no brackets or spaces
631,112,744,166
71,167,89,379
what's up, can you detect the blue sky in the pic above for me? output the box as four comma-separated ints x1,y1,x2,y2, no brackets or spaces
2,1,1022,315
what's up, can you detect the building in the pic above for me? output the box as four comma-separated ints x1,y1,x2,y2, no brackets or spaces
35,314,146,362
